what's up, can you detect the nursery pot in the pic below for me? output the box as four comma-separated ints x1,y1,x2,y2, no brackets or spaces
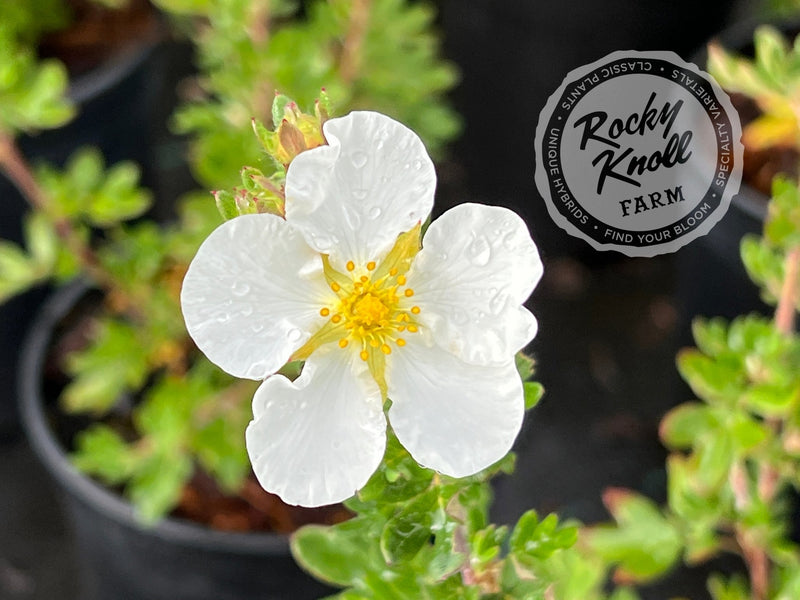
18,283,332,600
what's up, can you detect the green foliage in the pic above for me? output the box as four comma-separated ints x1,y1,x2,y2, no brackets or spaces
73,365,255,522
167,0,460,188
559,28,800,600
586,490,681,583
0,42,74,135
292,432,579,600
708,27,800,152
36,148,152,227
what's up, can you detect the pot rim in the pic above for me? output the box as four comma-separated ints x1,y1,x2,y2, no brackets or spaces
18,281,293,556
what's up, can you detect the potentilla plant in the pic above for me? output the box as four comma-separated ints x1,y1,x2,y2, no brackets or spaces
182,98,599,598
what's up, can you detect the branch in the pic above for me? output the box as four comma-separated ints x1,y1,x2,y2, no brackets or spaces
0,133,126,301
339,0,371,85
774,246,800,335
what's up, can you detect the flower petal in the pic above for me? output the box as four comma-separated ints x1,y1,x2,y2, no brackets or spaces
285,111,436,270
181,214,333,380
407,203,542,365
387,336,524,478
246,346,386,507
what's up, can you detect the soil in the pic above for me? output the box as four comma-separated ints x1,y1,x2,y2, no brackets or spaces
38,0,162,76
43,290,351,534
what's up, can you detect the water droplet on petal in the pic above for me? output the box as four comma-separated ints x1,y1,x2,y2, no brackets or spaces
351,151,368,168
240,304,254,316
217,313,231,323
368,206,382,220
412,160,422,170
489,291,509,315
352,188,368,200
232,281,250,296
332,440,342,450
252,323,265,333
501,230,518,250
452,308,468,325
314,234,333,251
287,328,303,342
466,236,492,267
343,205,362,229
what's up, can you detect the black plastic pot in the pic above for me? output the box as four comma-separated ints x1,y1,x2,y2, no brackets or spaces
19,283,332,600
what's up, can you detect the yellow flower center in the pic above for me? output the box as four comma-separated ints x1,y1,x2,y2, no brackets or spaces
290,224,424,399
350,292,391,327
326,265,419,360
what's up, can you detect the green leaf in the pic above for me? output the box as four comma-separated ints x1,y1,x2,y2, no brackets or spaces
292,519,380,587
24,212,57,270
693,431,734,493
659,403,718,449
692,317,729,358
510,510,578,565
677,349,745,405
213,189,238,220
71,424,136,485
742,383,798,417
754,26,789,90
515,351,535,381
707,573,751,600
128,450,193,524
588,489,682,583
380,489,437,563
740,235,783,304
523,382,544,410
728,412,769,451
62,318,150,414
272,94,293,129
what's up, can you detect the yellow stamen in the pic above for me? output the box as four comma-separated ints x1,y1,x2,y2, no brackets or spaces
339,338,349,348
320,307,330,317
411,306,420,314
369,338,380,348
389,267,398,276
367,261,376,271
407,324,418,333
332,314,342,323
346,261,355,272
360,275,369,283
396,338,406,347
360,350,369,361
397,275,407,285
331,282,341,292
404,288,414,297
381,344,392,355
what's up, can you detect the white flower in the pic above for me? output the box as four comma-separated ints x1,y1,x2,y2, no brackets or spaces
181,111,543,507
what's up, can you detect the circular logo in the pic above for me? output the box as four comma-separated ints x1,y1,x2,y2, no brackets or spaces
534,50,743,257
